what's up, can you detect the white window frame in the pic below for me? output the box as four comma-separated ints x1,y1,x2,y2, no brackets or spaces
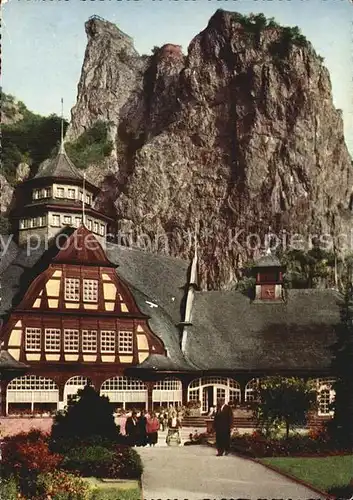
93,221,99,234
83,279,98,303
82,330,97,353
68,188,76,199
64,278,80,302
52,214,61,227
118,330,133,354
56,187,65,198
25,327,41,352
45,328,61,352
75,217,82,228
101,330,116,354
87,219,92,230
100,224,105,236
64,329,79,352
63,215,72,225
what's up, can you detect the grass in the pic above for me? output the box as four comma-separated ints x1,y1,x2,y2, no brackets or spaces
260,455,353,494
85,478,141,500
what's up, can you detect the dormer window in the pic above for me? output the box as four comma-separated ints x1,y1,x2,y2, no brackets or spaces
68,188,75,199
252,252,284,302
56,187,65,198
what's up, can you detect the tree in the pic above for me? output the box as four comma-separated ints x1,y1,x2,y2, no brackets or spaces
50,385,119,444
254,377,317,438
328,283,353,448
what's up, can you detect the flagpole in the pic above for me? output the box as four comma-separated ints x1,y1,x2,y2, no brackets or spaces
60,98,64,153
82,173,86,227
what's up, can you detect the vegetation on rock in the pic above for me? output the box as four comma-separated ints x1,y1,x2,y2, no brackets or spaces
1,92,68,185
64,121,113,169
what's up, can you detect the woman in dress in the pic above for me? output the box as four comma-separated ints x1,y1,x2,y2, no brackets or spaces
146,411,160,446
166,410,182,446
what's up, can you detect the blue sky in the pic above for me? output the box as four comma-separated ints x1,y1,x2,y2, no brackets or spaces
2,0,352,154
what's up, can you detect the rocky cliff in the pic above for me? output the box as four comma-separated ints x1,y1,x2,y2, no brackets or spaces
67,11,353,289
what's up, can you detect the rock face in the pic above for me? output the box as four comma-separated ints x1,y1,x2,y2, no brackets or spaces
68,11,353,289
0,175,14,215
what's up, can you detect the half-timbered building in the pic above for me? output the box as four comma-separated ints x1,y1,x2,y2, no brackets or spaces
0,145,340,423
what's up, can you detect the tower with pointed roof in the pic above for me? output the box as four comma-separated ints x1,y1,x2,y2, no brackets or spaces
10,108,113,246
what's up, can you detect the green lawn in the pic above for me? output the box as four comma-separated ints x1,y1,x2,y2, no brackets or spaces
85,478,141,500
261,455,353,494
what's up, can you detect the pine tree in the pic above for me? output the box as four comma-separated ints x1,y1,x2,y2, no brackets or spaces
329,283,353,448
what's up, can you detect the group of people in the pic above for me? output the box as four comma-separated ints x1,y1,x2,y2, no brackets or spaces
125,407,182,447
124,398,233,454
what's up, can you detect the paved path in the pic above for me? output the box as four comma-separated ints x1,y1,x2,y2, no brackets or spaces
138,445,326,500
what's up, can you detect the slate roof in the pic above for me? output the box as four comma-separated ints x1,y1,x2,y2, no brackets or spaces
34,146,83,182
184,289,340,372
0,350,28,370
254,254,282,268
133,354,194,371
0,237,193,369
0,234,341,373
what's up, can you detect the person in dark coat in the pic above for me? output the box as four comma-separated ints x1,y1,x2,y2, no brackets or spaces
213,398,233,456
125,411,139,446
137,409,148,446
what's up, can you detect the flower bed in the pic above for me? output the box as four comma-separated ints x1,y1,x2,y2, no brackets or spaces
230,429,352,458
1,430,143,499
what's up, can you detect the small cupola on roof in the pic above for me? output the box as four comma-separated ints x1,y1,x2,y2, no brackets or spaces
252,250,285,302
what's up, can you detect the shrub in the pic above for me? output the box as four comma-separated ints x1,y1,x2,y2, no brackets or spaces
50,433,125,455
1,430,63,478
51,385,120,446
107,445,143,479
62,446,114,477
230,430,350,458
61,444,142,479
35,470,91,500
0,476,20,500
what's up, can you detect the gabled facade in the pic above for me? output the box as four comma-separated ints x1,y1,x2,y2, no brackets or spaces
0,144,341,422
0,227,167,413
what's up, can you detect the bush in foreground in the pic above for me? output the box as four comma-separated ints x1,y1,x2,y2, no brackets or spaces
62,444,143,479
51,386,120,444
1,430,63,478
230,429,351,458
35,470,91,500
0,476,20,500
63,446,115,477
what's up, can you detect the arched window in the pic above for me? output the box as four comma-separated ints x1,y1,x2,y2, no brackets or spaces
245,378,260,402
187,377,241,413
64,376,93,406
7,375,59,415
100,376,147,410
152,378,182,407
